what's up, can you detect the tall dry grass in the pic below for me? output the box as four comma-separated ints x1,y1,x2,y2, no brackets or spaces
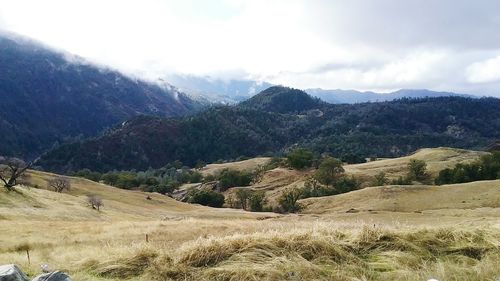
85,222,499,281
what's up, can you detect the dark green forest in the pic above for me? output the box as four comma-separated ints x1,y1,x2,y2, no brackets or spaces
37,87,500,173
0,34,200,158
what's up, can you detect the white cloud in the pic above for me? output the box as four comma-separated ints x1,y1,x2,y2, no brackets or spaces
1,0,500,96
466,55,500,83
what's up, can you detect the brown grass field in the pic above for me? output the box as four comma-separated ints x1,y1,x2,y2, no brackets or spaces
1,148,499,280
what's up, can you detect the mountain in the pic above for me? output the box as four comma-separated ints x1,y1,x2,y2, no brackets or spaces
306,88,474,104
37,107,295,172
240,86,325,113
0,32,201,158
37,87,500,173
164,74,273,104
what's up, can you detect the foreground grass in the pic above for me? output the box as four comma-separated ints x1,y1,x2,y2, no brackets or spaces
94,224,500,281
3,219,498,281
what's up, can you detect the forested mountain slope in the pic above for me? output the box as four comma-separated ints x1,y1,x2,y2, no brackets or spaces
37,87,500,172
0,33,200,158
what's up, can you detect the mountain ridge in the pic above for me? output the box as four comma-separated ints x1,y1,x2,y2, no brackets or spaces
37,88,500,173
240,86,325,113
305,88,476,104
0,33,201,158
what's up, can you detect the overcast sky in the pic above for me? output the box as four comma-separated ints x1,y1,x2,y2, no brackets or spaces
1,0,500,96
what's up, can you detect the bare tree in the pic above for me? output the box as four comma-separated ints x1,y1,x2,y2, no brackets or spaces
47,177,71,193
86,194,103,211
0,156,32,191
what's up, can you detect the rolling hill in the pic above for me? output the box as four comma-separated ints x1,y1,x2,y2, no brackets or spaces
217,147,490,206
300,179,500,216
240,86,324,113
0,32,201,159
37,87,500,173
1,156,499,281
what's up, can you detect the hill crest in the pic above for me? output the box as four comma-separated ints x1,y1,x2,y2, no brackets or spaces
240,86,324,113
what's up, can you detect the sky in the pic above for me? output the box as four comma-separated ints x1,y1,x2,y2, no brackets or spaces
1,0,500,96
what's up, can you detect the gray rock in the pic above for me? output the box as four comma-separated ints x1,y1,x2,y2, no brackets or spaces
31,272,71,281
0,264,29,281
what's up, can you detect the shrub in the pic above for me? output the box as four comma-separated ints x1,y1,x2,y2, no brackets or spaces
248,191,266,212
87,194,103,211
74,169,102,182
435,152,500,185
187,189,225,208
391,176,412,185
372,172,388,186
278,187,303,213
334,176,360,193
407,159,429,181
218,169,253,190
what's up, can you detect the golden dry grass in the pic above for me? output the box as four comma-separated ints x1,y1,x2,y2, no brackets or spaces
3,216,499,281
199,157,271,176
1,148,499,280
222,148,487,204
344,147,487,183
300,180,500,214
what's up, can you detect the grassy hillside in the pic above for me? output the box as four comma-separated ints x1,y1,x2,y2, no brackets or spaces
345,147,488,183
199,157,271,176
1,166,499,280
221,147,488,206
300,180,500,214
0,170,269,221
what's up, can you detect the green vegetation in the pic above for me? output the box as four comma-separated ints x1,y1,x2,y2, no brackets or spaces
372,172,388,186
225,189,267,212
73,162,203,194
39,95,500,173
186,189,225,208
240,86,324,114
278,156,361,212
387,159,430,185
407,159,429,181
278,187,303,213
313,156,344,187
287,148,314,169
218,169,253,190
248,191,266,212
0,35,200,159
435,152,500,185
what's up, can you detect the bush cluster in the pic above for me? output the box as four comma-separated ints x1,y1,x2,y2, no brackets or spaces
435,152,500,185
73,161,203,194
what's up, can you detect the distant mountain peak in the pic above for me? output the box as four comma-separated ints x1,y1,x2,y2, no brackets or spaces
240,86,324,113
306,88,475,104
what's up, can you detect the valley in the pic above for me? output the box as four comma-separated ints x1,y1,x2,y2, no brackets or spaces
1,148,499,280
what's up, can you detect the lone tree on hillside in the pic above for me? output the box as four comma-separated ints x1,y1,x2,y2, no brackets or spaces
278,187,303,213
235,188,252,210
87,194,103,211
47,177,71,193
407,159,429,181
373,172,388,186
314,157,344,187
0,156,32,191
